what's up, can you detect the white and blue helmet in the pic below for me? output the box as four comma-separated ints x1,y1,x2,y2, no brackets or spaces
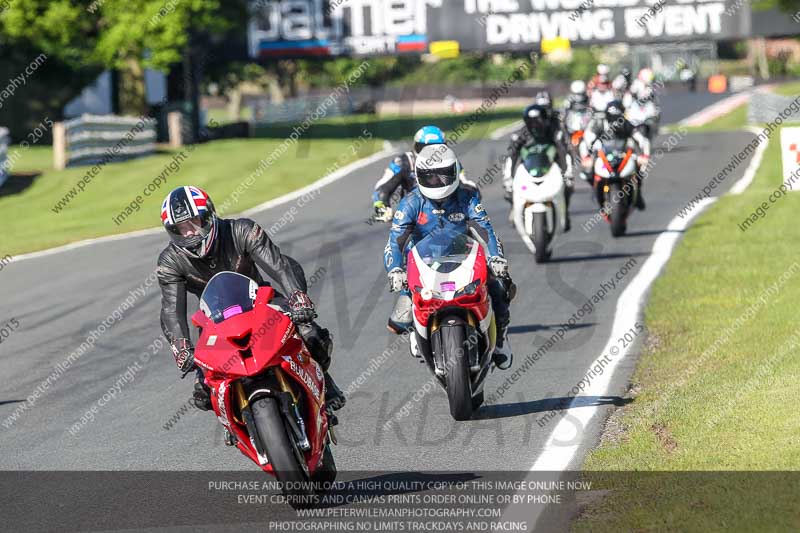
413,125,446,154
415,144,461,201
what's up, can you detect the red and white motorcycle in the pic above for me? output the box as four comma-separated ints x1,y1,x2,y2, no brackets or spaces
406,228,496,420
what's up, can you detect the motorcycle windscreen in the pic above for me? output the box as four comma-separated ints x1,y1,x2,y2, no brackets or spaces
601,138,631,169
199,272,258,324
602,137,628,153
566,110,591,132
522,153,553,178
413,228,477,274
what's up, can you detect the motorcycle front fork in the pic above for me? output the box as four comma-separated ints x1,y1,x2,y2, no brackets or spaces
273,369,311,451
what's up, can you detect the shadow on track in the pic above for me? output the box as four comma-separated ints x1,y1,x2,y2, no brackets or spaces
473,395,632,421
622,228,686,238
545,252,649,264
508,322,594,335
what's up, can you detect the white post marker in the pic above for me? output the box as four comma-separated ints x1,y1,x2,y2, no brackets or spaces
779,127,800,191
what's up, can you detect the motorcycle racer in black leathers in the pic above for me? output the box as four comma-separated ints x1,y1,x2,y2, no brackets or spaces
505,92,572,231
157,186,345,413
560,80,594,182
580,100,651,210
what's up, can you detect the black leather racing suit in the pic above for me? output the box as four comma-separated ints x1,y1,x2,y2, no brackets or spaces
157,217,333,372
507,118,568,177
506,119,571,225
580,116,651,209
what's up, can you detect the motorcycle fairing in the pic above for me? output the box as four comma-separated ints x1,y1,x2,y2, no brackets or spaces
191,284,328,474
407,234,491,341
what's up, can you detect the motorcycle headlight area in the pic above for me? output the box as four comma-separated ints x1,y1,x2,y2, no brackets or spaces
454,279,481,298
414,285,438,301
414,281,480,301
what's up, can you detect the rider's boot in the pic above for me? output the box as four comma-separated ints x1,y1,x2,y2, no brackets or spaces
192,369,213,411
387,292,413,334
491,296,513,371
636,180,646,210
492,326,513,370
563,181,573,232
324,372,346,412
295,323,346,413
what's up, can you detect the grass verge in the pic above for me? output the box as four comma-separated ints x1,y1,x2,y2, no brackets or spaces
0,109,520,256
252,108,522,141
683,79,800,133
572,128,800,531
1,138,379,256
683,102,748,132
772,81,800,97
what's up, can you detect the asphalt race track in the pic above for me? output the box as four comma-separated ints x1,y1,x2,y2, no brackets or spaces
0,93,753,529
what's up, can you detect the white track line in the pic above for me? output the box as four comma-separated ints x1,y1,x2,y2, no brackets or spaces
729,126,769,195
528,197,716,473
513,122,768,532
679,84,777,128
12,144,393,264
13,116,520,264
679,92,751,128
11,227,164,263
241,143,392,216
497,197,717,533
490,120,523,140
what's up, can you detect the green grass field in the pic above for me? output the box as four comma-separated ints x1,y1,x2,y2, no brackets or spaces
572,127,800,531
0,109,520,256
1,138,379,255
773,81,800,97
683,80,800,134
252,108,522,141
684,102,748,132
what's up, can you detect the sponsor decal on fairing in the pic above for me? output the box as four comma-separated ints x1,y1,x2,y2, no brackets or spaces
216,381,230,429
282,356,322,400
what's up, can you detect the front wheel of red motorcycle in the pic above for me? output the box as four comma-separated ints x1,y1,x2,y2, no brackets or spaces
440,325,474,421
608,182,628,237
311,444,337,488
252,397,314,508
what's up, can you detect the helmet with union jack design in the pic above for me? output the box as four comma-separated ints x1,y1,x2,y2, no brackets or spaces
161,186,218,258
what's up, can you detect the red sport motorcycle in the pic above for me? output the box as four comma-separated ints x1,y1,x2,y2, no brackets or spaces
591,137,644,237
190,272,336,505
406,227,496,421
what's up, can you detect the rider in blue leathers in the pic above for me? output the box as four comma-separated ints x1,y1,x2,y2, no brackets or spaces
383,144,514,369
372,126,479,222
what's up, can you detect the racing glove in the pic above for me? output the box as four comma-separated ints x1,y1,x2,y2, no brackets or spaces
489,256,510,279
388,268,407,293
171,338,195,378
288,290,318,324
373,201,393,222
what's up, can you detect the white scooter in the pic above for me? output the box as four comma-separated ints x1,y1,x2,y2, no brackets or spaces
504,144,566,263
